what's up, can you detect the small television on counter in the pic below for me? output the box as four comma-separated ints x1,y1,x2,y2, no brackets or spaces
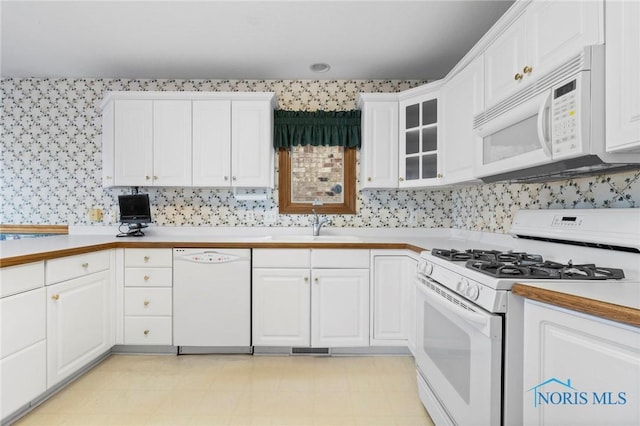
117,194,152,237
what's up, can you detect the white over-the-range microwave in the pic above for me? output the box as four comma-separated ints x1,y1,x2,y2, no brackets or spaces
473,45,640,183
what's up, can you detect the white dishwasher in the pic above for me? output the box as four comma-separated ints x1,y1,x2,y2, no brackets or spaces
173,248,251,354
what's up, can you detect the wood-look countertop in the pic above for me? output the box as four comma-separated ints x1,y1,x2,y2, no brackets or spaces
513,281,640,328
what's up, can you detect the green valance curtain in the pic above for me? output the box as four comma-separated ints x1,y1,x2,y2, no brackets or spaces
273,110,361,149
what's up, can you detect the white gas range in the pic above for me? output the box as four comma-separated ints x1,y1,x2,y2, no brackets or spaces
414,208,640,426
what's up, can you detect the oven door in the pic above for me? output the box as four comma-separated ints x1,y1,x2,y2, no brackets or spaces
415,274,503,426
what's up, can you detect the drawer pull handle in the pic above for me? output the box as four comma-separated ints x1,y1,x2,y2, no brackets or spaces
144,300,150,307
143,330,150,335
143,256,150,262
143,275,150,281
81,262,89,268
51,294,60,301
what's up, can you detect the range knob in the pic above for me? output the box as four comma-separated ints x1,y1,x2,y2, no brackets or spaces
466,283,480,301
457,278,469,293
424,261,434,276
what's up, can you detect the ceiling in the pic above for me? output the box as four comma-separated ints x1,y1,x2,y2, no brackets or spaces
1,0,513,80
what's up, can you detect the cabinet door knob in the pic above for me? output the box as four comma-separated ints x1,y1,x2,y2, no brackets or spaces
399,177,404,182
143,330,150,335
81,262,89,268
144,256,150,262
523,65,533,74
314,277,319,283
143,275,150,281
51,294,60,301
232,176,237,181
367,177,372,182
437,173,443,178
153,176,158,180
514,73,523,81
304,277,309,282
224,176,229,181
146,176,151,180
143,300,150,307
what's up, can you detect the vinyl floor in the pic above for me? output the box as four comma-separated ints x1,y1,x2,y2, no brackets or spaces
14,354,434,426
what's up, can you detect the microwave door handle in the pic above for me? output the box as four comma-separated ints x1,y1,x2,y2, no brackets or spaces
537,91,553,158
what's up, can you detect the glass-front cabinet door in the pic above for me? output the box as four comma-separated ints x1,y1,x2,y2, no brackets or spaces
399,82,442,187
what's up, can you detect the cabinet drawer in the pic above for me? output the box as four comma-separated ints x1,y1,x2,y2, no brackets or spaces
311,250,370,268
1,288,46,359
46,251,110,285
124,249,172,268
125,288,172,316
125,268,172,287
253,249,310,268
0,261,44,298
124,317,172,345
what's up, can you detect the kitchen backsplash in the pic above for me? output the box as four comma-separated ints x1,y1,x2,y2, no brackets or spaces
451,171,640,233
1,78,638,233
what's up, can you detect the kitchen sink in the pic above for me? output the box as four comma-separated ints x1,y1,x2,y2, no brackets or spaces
266,235,362,242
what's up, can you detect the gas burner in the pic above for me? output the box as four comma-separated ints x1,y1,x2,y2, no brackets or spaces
465,259,625,280
431,248,505,262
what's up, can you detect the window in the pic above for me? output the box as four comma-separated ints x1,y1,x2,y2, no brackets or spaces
278,146,356,214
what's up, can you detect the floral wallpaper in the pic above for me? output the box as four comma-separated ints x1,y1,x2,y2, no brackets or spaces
0,78,453,229
450,170,640,233
1,77,638,233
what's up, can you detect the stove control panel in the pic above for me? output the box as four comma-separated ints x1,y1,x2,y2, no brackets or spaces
551,215,583,228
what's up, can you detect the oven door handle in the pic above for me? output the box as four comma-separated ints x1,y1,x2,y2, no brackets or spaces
417,278,493,335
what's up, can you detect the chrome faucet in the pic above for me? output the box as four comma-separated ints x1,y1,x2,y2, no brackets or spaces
311,209,330,236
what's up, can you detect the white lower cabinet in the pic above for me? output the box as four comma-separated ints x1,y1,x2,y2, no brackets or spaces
0,261,46,421
123,248,173,345
370,252,417,348
46,270,112,388
311,268,369,347
523,300,640,426
252,249,370,348
252,268,310,347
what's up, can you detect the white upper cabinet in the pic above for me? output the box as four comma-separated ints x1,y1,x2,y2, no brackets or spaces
484,0,603,107
357,93,399,189
440,56,484,185
113,100,153,186
192,100,232,186
605,0,640,153
398,82,443,188
102,92,277,188
231,100,274,188
484,13,527,108
153,100,192,186
101,101,115,187
112,99,191,187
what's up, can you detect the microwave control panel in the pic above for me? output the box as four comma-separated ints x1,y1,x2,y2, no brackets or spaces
551,79,580,157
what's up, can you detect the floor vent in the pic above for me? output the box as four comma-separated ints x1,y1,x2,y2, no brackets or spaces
291,347,331,356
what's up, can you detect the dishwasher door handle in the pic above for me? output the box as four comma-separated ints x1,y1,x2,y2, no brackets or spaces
177,252,250,264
